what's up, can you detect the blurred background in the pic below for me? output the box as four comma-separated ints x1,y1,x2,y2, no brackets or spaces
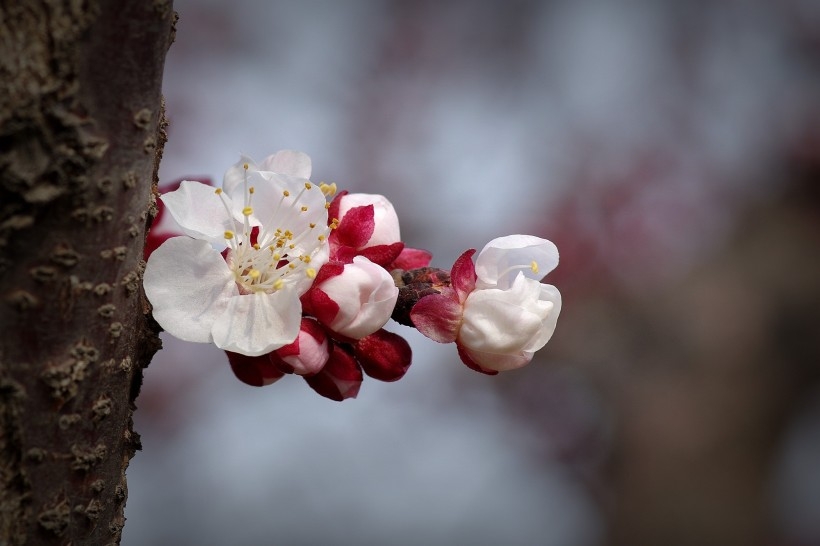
123,1,820,544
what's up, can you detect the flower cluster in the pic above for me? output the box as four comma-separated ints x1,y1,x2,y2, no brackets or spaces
144,151,561,401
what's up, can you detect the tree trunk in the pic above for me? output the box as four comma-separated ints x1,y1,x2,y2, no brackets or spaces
0,1,174,543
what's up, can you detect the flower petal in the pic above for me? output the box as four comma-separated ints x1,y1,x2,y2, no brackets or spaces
475,235,559,290
143,237,238,343
211,291,302,356
222,154,258,196
160,180,238,245
259,150,312,179
460,274,551,354
456,343,500,375
410,290,462,343
459,345,530,373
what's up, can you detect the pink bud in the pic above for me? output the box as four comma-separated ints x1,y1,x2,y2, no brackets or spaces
308,257,399,340
336,193,400,247
303,343,362,401
226,351,285,387
272,318,330,375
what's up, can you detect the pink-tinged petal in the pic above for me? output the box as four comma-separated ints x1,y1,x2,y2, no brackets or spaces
335,204,375,249
211,291,302,357
226,351,285,387
410,291,462,343
143,237,238,343
318,256,399,339
304,343,362,401
450,249,477,302
456,344,500,375
160,180,238,245
461,345,533,372
258,150,312,179
475,235,559,290
391,247,432,270
274,318,330,376
359,242,404,268
354,329,412,382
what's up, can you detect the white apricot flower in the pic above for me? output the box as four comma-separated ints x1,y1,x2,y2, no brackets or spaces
411,235,561,373
144,151,332,356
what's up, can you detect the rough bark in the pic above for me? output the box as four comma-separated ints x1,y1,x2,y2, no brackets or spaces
0,1,175,543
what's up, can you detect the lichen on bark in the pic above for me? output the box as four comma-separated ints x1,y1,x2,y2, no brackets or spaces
0,1,175,543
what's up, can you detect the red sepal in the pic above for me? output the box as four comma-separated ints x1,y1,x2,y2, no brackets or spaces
409,290,462,344
391,247,432,270
303,343,362,401
359,242,405,268
450,249,477,302
226,351,286,386
354,329,412,382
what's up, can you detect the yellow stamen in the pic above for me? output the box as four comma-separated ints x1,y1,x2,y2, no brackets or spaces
306,268,316,279
530,261,539,274
249,187,255,194
242,206,253,216
304,182,312,190
324,202,331,209
319,182,337,197
309,222,316,229
253,243,261,250
273,279,284,290
249,269,261,279
224,230,234,240
215,188,223,195
283,190,290,197
300,206,308,212
318,234,326,241
243,163,249,170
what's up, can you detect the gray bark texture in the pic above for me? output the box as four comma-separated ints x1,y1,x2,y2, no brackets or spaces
0,1,175,543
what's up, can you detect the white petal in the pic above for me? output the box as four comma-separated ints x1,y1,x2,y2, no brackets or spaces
460,274,552,354
524,283,562,352
160,180,238,246
248,171,328,246
143,237,238,343
222,154,258,196
475,235,559,290
320,256,398,339
211,291,303,356
258,150,312,179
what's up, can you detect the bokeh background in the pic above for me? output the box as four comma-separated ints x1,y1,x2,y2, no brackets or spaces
123,1,820,544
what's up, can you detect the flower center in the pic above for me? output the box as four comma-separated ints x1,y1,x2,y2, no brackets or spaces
216,164,333,294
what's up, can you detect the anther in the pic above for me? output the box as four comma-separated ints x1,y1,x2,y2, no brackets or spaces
273,279,284,290
306,268,316,279
249,269,261,279
283,190,290,197
249,187,255,194
242,206,253,216
215,188,223,195
224,230,234,240
300,206,308,212
304,182,312,190
530,261,539,274
243,163,249,170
